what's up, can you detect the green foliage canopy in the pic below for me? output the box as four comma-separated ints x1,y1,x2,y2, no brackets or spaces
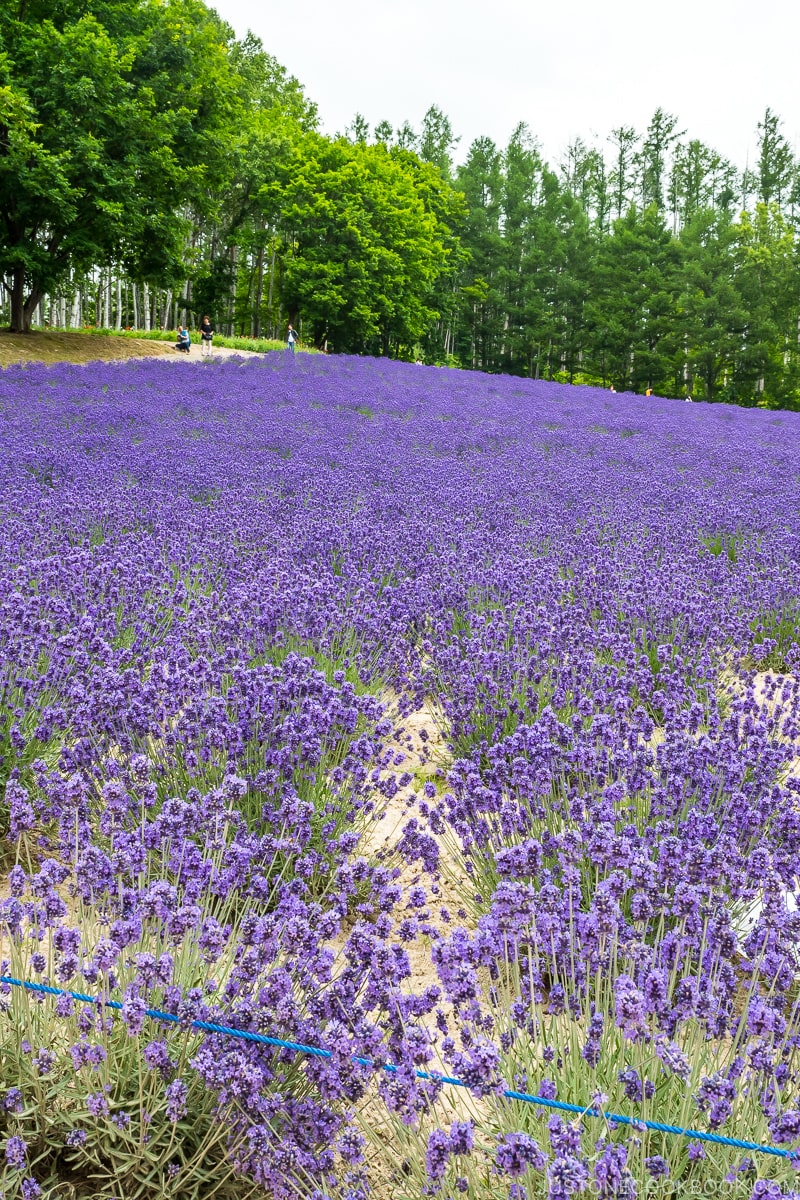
0,0,240,330
264,135,457,354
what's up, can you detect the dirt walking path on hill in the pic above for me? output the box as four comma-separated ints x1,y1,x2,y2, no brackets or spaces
0,331,271,368
129,344,266,363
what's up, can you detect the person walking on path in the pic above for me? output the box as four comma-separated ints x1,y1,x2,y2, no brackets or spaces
287,324,298,353
199,315,214,358
174,325,191,353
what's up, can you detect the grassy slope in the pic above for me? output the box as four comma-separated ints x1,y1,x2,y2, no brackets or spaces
1,328,315,367
0,331,174,367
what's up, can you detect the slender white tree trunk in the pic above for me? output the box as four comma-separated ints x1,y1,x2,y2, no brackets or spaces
253,242,265,337
69,287,81,328
266,244,276,338
143,283,151,331
228,245,238,335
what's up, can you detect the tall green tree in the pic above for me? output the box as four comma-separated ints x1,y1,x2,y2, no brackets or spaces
562,138,611,232
418,105,459,178
608,126,639,220
587,205,681,391
0,0,240,331
264,135,454,354
637,108,683,211
498,123,540,368
454,136,505,369
195,32,316,335
679,206,744,401
731,202,798,405
756,108,794,206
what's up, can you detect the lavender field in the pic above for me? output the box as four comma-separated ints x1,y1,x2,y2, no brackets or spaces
2,354,800,1200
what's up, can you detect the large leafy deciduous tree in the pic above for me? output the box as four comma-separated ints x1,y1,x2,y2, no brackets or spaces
191,32,318,334
265,135,455,354
0,0,239,332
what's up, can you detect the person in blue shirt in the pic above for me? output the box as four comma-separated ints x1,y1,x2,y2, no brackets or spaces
175,326,191,353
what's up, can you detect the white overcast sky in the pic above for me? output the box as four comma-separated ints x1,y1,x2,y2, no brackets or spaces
215,0,799,171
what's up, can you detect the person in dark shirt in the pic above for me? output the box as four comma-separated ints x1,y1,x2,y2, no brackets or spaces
199,315,214,358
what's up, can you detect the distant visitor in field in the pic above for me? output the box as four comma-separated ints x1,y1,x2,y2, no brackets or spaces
199,315,214,357
287,324,298,353
175,326,191,353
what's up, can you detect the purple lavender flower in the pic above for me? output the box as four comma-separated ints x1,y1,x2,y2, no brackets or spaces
548,1154,590,1198
695,1072,737,1128
494,1131,547,1177
143,1040,174,1079
451,1039,502,1097
336,1128,365,1164
654,1038,690,1081
4,1134,28,1169
86,1092,109,1119
593,1140,631,1198
2,1087,23,1113
33,1049,56,1075
449,1121,474,1156
121,990,147,1036
618,1067,654,1103
582,1009,604,1067
165,1079,188,1123
425,1128,451,1182
7,780,36,836
771,1110,800,1145
548,1118,583,1158
645,1155,669,1177
613,975,647,1039
749,1184,795,1200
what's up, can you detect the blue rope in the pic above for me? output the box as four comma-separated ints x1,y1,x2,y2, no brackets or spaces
1,974,797,1162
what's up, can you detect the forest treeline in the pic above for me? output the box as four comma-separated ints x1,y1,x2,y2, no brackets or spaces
3,0,800,406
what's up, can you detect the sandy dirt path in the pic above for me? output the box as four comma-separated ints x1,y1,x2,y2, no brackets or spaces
131,344,268,362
